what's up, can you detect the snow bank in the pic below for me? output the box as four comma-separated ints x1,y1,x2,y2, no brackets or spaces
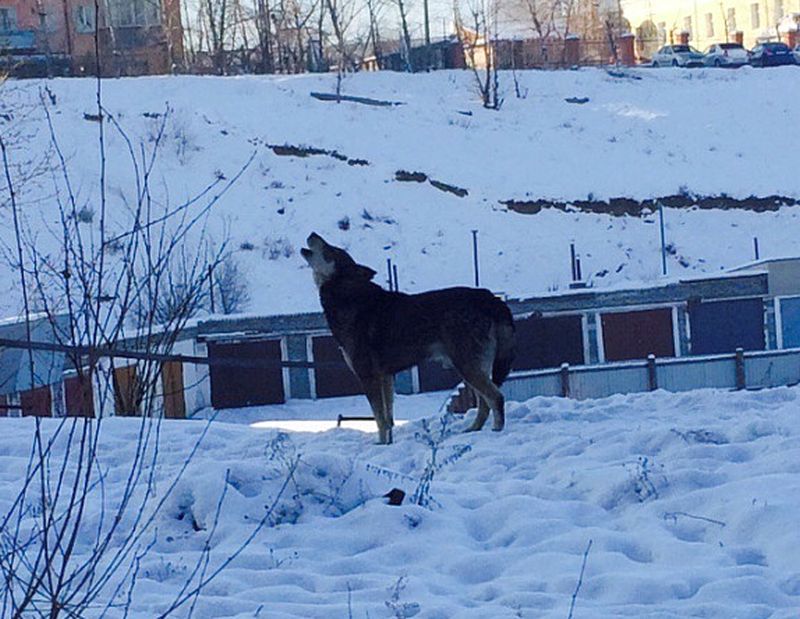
2,68,800,318
2,385,799,617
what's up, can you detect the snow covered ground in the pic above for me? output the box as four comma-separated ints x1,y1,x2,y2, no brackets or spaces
2,67,800,319
2,386,800,618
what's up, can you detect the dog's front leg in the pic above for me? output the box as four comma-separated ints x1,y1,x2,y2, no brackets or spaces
362,376,389,444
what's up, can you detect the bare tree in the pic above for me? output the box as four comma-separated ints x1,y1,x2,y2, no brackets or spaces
456,0,503,109
199,0,231,73
0,61,284,614
213,254,251,314
323,0,364,98
395,0,415,71
365,0,386,66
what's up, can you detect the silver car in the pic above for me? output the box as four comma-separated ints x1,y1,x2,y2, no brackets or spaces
703,42,749,67
651,44,705,67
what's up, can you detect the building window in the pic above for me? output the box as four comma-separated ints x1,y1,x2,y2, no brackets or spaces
0,7,17,31
705,13,714,37
75,4,96,33
683,16,693,36
751,3,760,29
108,0,160,27
727,8,737,32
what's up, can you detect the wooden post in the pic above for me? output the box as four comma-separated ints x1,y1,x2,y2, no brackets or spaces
560,362,570,398
647,354,657,391
735,347,746,390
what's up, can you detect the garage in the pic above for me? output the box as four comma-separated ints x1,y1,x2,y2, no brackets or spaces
208,339,285,409
601,308,675,362
513,314,584,371
689,298,765,355
312,335,363,398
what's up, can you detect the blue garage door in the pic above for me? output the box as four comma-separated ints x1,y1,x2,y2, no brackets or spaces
689,298,765,355
780,297,800,348
513,314,584,371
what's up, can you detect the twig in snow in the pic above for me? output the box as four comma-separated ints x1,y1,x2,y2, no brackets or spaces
567,539,592,619
662,511,726,528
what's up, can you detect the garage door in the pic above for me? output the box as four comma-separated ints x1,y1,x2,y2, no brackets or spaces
779,297,800,348
312,335,363,398
208,339,285,409
689,298,765,355
602,308,675,362
20,385,52,417
513,314,584,371
65,372,94,417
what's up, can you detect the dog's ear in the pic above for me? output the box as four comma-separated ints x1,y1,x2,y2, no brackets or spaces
351,264,377,281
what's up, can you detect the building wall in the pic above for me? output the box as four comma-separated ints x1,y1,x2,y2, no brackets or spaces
0,0,182,75
622,0,800,52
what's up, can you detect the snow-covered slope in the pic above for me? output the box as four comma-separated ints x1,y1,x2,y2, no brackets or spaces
2,386,799,617
2,68,800,318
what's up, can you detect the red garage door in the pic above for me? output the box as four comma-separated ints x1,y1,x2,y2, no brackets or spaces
65,372,94,417
601,308,675,362
20,385,52,417
312,336,363,398
208,339,285,409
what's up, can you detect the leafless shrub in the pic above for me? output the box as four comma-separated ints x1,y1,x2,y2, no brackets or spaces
0,75,279,617
214,254,250,315
263,236,295,260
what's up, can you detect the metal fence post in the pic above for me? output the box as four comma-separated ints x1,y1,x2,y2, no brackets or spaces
735,348,746,390
560,363,570,398
647,354,657,391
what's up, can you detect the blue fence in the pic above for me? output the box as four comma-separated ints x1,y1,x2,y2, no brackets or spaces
501,347,800,403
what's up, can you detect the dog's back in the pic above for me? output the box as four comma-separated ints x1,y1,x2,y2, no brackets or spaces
340,285,514,382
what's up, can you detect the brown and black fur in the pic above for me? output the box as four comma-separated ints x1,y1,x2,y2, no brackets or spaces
301,233,515,444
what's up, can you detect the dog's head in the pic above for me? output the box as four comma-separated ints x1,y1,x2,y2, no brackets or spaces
301,233,376,288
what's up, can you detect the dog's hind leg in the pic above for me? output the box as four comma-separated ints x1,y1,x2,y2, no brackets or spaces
381,374,395,444
362,375,390,444
466,393,491,432
456,368,505,432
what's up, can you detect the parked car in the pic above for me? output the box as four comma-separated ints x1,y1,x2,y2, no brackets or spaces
749,42,796,67
703,42,749,67
651,45,705,67
794,44,800,64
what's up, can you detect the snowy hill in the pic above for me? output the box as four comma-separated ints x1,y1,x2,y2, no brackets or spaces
2,387,800,617
2,67,800,318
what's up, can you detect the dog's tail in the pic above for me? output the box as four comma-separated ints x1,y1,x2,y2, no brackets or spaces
492,302,516,387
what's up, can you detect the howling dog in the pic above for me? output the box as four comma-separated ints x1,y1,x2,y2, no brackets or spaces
301,233,515,444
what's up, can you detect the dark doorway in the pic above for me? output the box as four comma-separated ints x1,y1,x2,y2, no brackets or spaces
601,308,675,362
208,339,285,409
513,314,584,371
